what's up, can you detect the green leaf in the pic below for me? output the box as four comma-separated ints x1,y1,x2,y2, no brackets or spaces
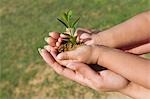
67,10,72,20
62,13,68,22
57,18,68,28
71,17,80,28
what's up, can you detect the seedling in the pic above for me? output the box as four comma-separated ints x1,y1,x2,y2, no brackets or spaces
56,11,107,71
57,10,80,45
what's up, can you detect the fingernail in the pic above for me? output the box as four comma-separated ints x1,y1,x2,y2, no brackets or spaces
44,37,49,42
49,32,51,36
38,48,42,53
44,45,48,49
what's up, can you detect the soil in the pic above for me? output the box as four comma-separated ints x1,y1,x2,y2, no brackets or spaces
58,42,84,53
58,42,107,71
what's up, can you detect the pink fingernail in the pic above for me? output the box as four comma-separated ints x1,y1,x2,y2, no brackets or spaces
44,45,49,49
38,48,42,53
44,37,49,42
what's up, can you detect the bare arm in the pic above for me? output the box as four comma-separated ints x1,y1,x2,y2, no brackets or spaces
119,82,150,99
96,46,150,89
92,11,150,48
57,45,150,89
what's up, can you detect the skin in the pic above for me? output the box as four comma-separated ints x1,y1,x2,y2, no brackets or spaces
39,11,150,99
39,49,129,92
56,45,150,88
42,31,129,92
91,11,150,49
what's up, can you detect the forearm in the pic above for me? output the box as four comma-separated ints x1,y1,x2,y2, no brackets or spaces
92,11,150,48
96,46,150,88
119,82,150,99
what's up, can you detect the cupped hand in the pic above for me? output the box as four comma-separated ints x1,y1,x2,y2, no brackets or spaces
38,48,129,92
44,28,99,50
43,28,98,59
55,45,104,65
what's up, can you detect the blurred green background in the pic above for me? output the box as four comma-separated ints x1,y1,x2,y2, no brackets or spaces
0,0,150,99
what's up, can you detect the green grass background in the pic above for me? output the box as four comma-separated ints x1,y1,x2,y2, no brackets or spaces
0,0,150,99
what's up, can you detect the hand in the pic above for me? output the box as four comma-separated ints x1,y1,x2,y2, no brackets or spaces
38,48,129,92
45,31,150,57
119,82,150,99
56,45,105,65
44,28,99,50
75,28,100,45
43,28,98,59
125,43,150,55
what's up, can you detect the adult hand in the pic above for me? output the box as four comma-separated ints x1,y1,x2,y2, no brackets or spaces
43,28,97,59
44,28,99,51
38,48,129,92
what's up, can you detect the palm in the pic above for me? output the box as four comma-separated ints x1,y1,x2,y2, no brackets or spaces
39,49,129,92
97,70,129,91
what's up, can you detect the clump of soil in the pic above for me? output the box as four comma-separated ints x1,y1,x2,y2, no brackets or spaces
58,42,84,53
57,41,107,72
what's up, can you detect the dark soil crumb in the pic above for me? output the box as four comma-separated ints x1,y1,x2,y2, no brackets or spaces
58,42,84,53
58,42,107,72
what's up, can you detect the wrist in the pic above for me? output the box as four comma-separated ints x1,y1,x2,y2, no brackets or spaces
94,45,114,65
92,45,112,65
119,82,150,99
118,82,134,98
91,31,116,48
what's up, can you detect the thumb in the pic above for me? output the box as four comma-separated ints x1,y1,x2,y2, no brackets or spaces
56,51,76,60
76,33,91,43
80,33,91,39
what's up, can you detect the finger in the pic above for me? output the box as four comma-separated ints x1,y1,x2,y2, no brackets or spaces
80,33,91,40
58,37,62,43
44,45,58,58
126,43,150,55
51,50,57,59
44,45,56,52
66,62,100,81
56,42,61,47
60,34,69,38
38,48,92,86
56,50,76,60
38,48,76,79
79,33,92,43
77,32,91,43
75,28,92,41
76,28,92,34
45,37,57,46
38,48,56,65
49,32,60,39
57,60,79,66
38,48,98,89
76,36,80,43
85,40,94,45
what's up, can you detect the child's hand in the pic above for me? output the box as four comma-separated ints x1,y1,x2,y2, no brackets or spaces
75,28,100,45
44,28,98,57
44,28,99,49
56,45,104,65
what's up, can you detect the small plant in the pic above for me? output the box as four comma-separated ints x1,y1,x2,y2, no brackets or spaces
56,10,106,71
57,10,80,45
